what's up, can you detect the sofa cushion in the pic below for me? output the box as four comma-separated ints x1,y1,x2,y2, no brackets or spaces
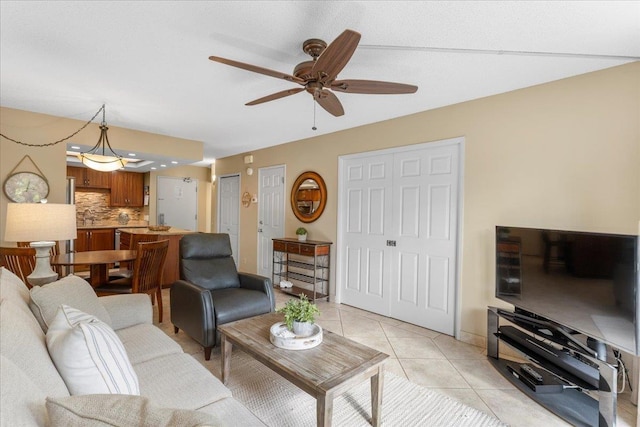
0,298,70,397
117,323,183,365
30,274,112,332
46,305,139,395
135,353,231,410
0,354,51,426
100,293,153,330
46,394,221,427
0,266,30,304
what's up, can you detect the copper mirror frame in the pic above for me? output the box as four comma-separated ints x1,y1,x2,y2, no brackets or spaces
291,171,327,223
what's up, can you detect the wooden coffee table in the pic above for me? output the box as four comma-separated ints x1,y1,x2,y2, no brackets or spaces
218,312,389,427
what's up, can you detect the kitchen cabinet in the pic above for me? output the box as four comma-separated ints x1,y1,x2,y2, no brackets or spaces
75,228,115,252
272,238,331,301
110,171,144,207
67,166,111,189
74,228,116,271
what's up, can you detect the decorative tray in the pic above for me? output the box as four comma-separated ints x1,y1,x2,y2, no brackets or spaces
269,322,323,350
148,225,171,231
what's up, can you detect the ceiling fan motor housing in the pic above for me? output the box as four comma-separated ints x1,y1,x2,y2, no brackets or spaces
293,61,316,81
302,38,327,58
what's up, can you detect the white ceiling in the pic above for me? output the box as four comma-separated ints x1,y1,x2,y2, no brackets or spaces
1,1,638,170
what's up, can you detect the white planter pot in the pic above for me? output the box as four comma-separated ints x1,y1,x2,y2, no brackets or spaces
297,234,307,241
292,320,314,337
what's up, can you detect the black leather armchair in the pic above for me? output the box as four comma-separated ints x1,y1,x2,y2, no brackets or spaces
170,233,275,360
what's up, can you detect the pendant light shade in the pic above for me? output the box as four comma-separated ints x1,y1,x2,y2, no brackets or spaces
77,104,128,172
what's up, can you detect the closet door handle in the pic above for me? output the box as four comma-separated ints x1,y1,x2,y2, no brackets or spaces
386,240,396,247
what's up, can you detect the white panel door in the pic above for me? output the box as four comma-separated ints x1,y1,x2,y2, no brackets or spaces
340,153,393,314
218,174,240,266
339,140,460,335
157,176,198,231
389,145,459,333
257,165,285,278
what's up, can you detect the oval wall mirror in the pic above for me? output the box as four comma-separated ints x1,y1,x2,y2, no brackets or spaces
291,171,327,223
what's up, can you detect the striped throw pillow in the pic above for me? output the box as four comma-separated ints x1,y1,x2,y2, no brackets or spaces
46,304,139,395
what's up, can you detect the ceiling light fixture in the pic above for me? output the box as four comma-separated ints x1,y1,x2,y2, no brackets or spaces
77,104,128,172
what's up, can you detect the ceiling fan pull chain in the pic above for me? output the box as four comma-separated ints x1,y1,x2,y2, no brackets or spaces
312,98,317,131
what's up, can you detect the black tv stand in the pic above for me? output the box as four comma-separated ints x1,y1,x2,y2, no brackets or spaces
488,307,618,427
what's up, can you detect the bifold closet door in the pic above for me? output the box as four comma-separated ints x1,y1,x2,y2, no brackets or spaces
340,141,460,335
341,152,394,315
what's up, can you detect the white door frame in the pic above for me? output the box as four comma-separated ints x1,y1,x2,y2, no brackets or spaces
217,173,241,264
336,137,465,339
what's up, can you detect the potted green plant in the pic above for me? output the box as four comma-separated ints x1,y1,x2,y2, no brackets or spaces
296,227,308,241
276,294,320,337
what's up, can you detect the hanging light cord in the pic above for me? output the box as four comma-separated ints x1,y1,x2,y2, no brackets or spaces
0,104,105,147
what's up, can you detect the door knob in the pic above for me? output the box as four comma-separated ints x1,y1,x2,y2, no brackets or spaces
258,228,263,233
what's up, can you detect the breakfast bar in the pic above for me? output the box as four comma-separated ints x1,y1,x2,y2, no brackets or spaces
117,227,197,287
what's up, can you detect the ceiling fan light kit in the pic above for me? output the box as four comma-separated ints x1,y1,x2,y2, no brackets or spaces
209,29,418,118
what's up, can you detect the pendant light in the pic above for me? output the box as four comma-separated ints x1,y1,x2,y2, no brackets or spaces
77,104,128,172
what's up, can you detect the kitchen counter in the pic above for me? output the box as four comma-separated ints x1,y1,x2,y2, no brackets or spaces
117,227,196,236
77,221,149,230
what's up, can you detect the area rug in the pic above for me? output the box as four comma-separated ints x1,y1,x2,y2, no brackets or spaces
222,350,507,427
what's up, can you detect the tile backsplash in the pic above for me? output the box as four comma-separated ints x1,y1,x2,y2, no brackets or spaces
74,191,145,224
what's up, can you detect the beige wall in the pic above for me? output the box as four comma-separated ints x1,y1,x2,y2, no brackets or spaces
213,62,640,340
1,107,207,244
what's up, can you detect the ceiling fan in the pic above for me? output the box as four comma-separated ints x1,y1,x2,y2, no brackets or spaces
209,29,418,117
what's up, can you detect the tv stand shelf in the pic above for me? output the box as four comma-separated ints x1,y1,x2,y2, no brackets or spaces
487,307,618,427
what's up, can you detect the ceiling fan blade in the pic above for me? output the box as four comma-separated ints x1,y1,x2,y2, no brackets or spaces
314,89,344,117
331,79,418,94
311,30,361,84
245,88,305,106
209,56,305,85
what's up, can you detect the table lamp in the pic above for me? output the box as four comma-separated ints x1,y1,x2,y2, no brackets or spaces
4,203,77,286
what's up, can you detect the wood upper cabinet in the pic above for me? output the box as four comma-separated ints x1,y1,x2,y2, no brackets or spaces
110,171,144,207
67,166,111,189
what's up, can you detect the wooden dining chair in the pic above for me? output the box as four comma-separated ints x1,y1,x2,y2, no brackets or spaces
0,246,36,287
111,233,159,279
17,241,65,277
94,240,169,322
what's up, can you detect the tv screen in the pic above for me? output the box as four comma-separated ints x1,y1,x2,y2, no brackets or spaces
495,226,639,356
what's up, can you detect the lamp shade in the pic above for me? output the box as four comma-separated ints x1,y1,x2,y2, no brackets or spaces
78,153,127,172
4,203,77,242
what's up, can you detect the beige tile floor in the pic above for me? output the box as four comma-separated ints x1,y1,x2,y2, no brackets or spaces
155,289,637,427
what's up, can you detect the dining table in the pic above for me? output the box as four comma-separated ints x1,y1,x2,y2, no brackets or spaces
51,250,137,287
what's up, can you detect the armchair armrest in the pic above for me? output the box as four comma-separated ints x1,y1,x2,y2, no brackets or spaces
100,294,152,330
170,280,216,347
238,273,275,311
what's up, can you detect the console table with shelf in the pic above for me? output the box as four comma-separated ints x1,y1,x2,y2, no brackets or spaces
272,238,331,301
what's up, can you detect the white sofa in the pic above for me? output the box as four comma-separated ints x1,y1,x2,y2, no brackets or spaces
0,267,265,426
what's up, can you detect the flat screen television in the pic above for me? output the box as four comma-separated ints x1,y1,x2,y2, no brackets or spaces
495,226,639,356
